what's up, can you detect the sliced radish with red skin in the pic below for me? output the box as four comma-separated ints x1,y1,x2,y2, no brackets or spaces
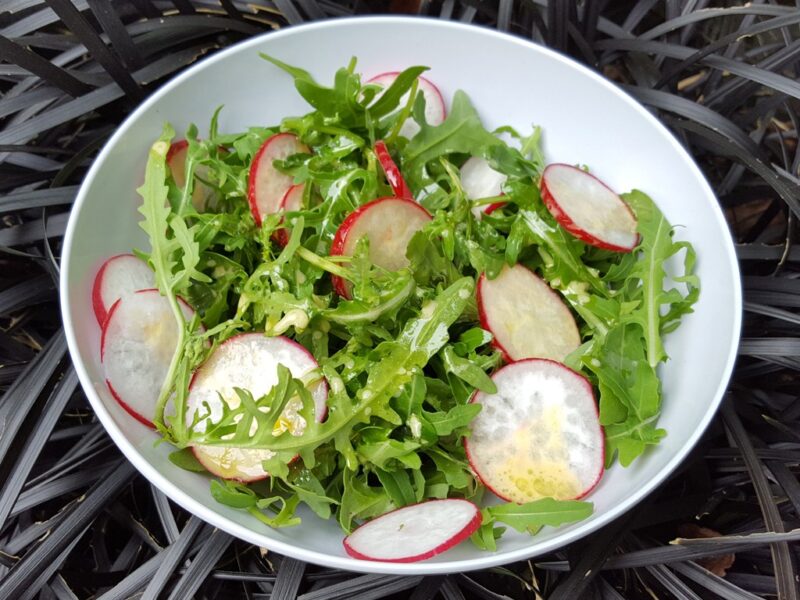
273,183,305,247
248,133,309,226
367,72,446,139
330,197,432,298
465,359,604,503
540,164,639,252
101,289,196,427
92,254,155,326
460,156,507,217
477,264,580,363
374,140,413,199
187,333,327,482
343,499,481,563
167,139,213,211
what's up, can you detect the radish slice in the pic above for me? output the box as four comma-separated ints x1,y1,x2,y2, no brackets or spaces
248,133,309,226
464,359,604,503
477,264,580,363
367,72,446,139
274,183,305,247
167,139,213,211
330,197,432,298
460,156,507,217
92,254,155,326
343,499,481,563
374,140,413,199
187,333,327,482
540,164,639,252
101,289,196,427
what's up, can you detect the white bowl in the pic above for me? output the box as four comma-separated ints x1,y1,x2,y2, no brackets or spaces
60,16,741,574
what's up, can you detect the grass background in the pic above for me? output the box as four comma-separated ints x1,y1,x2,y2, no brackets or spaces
1,1,799,598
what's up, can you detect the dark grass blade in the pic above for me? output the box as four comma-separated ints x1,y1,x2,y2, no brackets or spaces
0,35,90,97
0,274,54,314
140,516,203,600
298,575,424,600
440,577,465,600
164,528,233,600
0,331,66,465
150,487,180,544
548,509,638,600
270,557,306,600
45,0,142,100
0,367,77,530
670,561,763,600
0,460,134,599
85,0,145,70
408,576,445,600
721,403,798,600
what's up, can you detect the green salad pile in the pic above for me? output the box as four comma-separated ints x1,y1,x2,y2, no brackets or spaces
135,55,698,549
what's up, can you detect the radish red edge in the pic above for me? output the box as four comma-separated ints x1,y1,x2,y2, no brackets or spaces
483,202,506,215
101,289,197,429
463,358,605,503
342,499,482,563
374,140,413,200
91,256,115,326
247,136,271,227
540,164,639,253
101,297,155,428
166,139,188,164
100,297,155,427
188,333,329,483
273,183,304,248
329,196,432,298
92,253,155,327
247,133,307,228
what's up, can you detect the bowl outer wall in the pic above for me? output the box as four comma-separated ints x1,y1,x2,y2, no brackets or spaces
60,16,742,575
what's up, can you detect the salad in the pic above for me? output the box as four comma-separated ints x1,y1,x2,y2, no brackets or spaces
93,55,699,562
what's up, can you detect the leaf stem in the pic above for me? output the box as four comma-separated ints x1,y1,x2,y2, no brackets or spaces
295,246,352,280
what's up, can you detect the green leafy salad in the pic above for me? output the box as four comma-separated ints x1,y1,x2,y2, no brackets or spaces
96,54,699,560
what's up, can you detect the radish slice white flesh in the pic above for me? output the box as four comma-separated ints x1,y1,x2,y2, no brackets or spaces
274,183,304,247
478,264,580,363
367,72,446,139
101,289,196,427
167,140,212,211
460,156,507,217
92,254,155,326
330,197,432,297
248,133,309,226
541,164,638,252
465,359,604,503
343,499,481,562
374,140,413,199
187,333,327,482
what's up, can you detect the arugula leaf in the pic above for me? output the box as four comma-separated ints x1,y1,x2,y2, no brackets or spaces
487,498,594,534
210,479,258,508
375,468,417,507
403,91,500,184
471,498,592,549
441,346,496,393
424,403,482,436
168,447,207,472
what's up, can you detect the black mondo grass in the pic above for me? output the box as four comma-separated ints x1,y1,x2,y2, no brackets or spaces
1,1,799,598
